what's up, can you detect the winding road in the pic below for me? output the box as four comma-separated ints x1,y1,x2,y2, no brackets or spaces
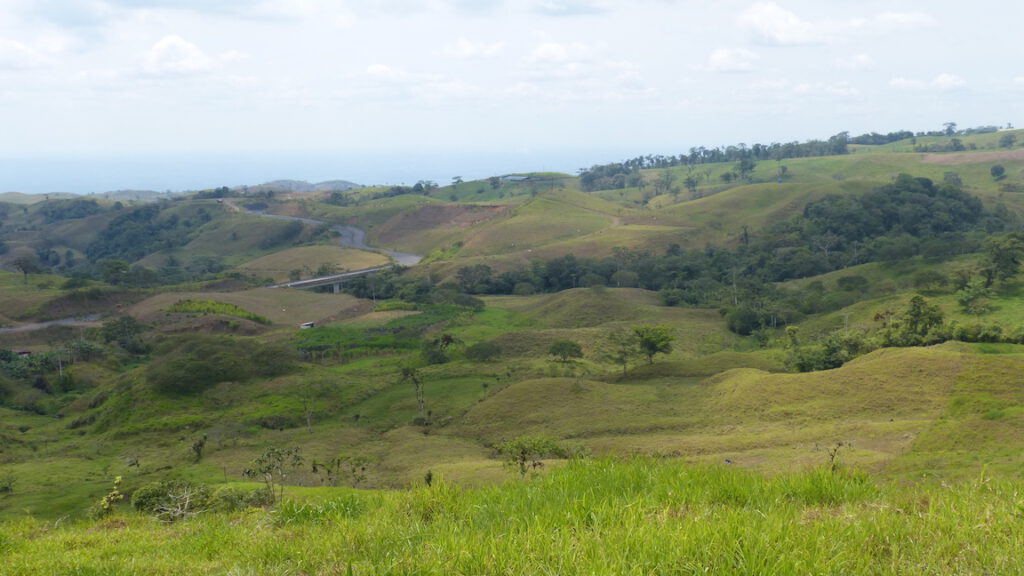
1,202,422,332
226,200,422,267
0,315,100,334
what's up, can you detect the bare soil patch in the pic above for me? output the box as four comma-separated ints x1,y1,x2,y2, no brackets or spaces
375,204,508,245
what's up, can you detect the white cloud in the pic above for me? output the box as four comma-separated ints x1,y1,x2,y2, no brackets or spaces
0,38,44,69
739,4,937,47
529,42,580,63
890,73,966,91
738,2,823,46
523,41,592,79
931,73,966,90
533,0,610,16
890,77,923,90
443,37,504,59
874,11,936,30
838,53,874,71
707,48,759,73
359,63,486,102
793,81,860,98
366,63,409,81
141,35,214,76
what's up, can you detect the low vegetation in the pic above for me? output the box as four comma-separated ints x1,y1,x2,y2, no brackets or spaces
2,458,1022,574
166,299,272,325
2,124,1024,572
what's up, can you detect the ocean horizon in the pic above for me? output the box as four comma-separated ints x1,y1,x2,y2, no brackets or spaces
1,149,636,195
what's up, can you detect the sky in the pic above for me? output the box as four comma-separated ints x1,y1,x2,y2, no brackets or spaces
1,0,1022,193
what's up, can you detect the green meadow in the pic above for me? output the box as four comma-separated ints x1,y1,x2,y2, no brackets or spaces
2,129,1024,573
2,459,1022,575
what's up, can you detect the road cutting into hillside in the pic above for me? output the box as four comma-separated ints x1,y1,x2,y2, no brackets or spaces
225,199,422,266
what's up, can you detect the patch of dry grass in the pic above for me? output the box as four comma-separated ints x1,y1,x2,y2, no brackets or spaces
235,246,389,283
128,287,373,327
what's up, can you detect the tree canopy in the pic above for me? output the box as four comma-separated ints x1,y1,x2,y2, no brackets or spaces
633,325,674,364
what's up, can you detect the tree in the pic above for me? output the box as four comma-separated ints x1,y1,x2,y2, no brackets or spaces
548,339,583,363
607,329,640,375
495,434,569,478
684,175,699,198
991,164,1006,180
653,170,676,196
243,446,303,503
956,276,992,315
191,435,207,462
456,264,493,293
999,133,1017,148
312,453,369,487
984,233,1024,282
11,255,41,283
101,259,130,285
902,295,944,338
735,157,757,181
399,366,425,421
633,325,674,364
101,315,146,351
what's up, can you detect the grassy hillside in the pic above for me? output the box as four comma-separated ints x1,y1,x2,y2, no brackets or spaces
2,458,1021,575
3,128,1024,568
234,246,389,283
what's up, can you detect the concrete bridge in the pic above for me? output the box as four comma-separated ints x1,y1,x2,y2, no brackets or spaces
269,265,394,293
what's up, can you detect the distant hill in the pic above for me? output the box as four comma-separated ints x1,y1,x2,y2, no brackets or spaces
0,179,362,204
240,179,362,195
0,191,78,204
91,189,178,202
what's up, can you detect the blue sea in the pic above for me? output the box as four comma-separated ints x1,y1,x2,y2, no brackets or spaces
1,149,633,195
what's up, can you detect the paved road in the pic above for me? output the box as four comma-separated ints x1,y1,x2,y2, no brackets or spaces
0,314,101,333
227,200,422,267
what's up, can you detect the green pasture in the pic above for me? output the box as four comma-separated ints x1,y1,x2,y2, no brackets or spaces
2,458,1022,575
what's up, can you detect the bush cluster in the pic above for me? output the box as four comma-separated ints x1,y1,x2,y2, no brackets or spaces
131,480,272,521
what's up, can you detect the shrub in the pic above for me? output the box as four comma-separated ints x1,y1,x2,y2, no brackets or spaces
548,339,583,362
131,480,211,521
723,307,760,336
210,485,274,511
90,476,124,519
166,299,272,325
272,495,366,526
495,434,573,478
465,341,501,362
835,275,869,292
146,334,296,394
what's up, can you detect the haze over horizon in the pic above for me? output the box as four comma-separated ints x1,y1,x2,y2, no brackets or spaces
2,0,1022,193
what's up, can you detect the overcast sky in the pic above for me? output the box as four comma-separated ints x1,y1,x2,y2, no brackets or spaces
2,0,1022,193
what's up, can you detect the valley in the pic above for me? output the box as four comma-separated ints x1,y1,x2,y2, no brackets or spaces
2,127,1024,573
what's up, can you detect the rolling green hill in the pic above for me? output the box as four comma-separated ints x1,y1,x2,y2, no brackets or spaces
2,126,1024,558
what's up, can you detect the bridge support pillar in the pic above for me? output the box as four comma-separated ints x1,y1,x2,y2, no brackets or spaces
333,282,341,294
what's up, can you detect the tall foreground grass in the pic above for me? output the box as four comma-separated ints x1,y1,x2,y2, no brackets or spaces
1,459,1021,575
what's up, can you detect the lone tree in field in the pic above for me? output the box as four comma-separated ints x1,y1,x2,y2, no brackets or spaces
11,255,41,283
495,434,569,478
633,325,674,364
991,164,1006,181
548,339,583,363
243,446,303,504
607,329,640,375
399,366,426,421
